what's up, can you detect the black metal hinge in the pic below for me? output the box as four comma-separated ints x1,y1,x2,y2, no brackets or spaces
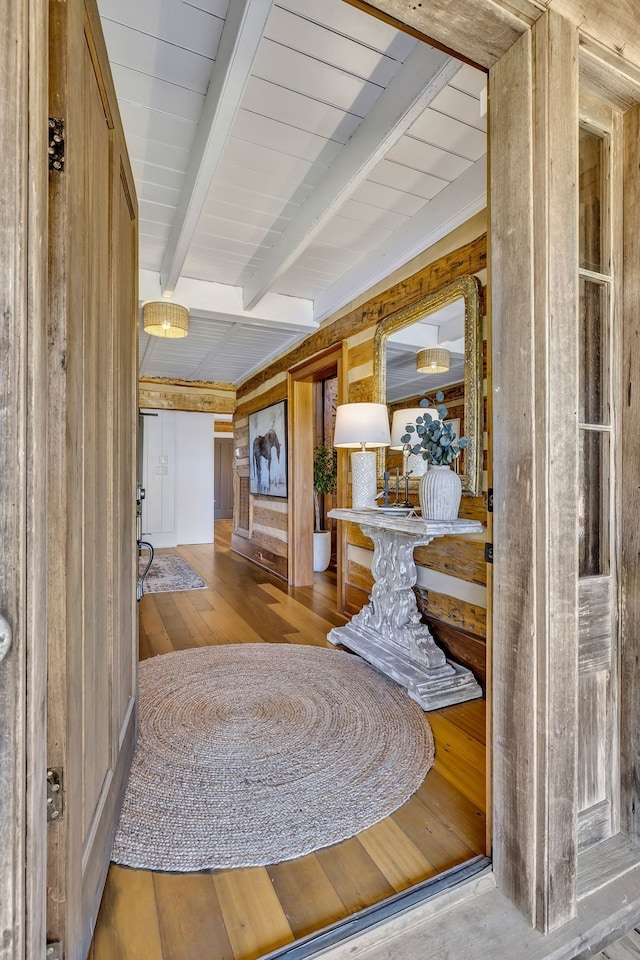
485,542,493,564
48,118,65,172
47,767,63,822
487,487,493,512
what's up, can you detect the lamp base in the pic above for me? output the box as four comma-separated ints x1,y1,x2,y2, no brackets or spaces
351,450,377,510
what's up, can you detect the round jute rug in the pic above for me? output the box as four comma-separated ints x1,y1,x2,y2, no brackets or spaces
111,644,435,872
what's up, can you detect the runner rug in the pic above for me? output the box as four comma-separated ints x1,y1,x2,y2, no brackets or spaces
112,643,435,871
140,553,206,593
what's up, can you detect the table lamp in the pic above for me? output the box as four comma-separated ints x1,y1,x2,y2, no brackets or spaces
389,407,436,478
333,403,390,509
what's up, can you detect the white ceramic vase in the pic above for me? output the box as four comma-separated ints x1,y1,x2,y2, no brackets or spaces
419,464,462,520
313,530,332,572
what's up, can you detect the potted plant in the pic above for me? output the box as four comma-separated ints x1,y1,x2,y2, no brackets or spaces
313,443,337,572
401,391,469,520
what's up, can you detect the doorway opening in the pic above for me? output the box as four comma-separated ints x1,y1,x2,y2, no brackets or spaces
288,343,348,588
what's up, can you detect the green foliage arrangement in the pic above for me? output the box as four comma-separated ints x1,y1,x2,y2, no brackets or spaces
401,391,469,466
313,443,337,532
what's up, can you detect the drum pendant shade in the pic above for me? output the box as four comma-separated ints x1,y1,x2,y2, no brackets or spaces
143,301,189,339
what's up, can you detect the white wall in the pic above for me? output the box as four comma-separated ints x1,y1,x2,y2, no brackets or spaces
175,410,215,544
141,409,214,547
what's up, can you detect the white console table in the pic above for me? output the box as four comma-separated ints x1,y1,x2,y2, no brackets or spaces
328,508,483,711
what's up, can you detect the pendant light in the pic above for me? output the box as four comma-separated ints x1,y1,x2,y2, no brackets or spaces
416,348,450,374
143,301,189,339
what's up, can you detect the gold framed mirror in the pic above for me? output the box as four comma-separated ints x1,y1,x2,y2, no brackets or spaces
373,275,483,497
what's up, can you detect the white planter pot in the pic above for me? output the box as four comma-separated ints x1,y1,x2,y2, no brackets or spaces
419,465,462,520
313,530,332,572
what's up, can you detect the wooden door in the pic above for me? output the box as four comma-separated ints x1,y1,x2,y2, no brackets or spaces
0,0,49,956
214,438,234,520
47,2,138,957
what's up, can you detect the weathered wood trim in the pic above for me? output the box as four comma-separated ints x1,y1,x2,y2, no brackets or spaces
578,800,612,852
532,11,580,931
25,0,49,954
214,420,233,433
579,40,640,112
140,376,235,391
139,377,235,414
621,102,640,846
490,29,538,925
491,12,580,932
492,11,580,931
340,0,497,68
357,0,640,98
0,0,49,956
234,379,288,419
342,0,530,69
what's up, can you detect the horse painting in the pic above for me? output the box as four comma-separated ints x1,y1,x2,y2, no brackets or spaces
248,400,288,497
252,429,281,494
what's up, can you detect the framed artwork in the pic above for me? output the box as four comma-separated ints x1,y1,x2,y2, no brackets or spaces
249,400,288,497
446,418,461,442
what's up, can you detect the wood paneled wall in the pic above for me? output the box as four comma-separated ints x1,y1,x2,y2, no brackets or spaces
232,378,289,579
139,377,235,414
233,218,490,684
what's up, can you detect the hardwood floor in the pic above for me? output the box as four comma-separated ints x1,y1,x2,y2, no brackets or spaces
89,522,487,960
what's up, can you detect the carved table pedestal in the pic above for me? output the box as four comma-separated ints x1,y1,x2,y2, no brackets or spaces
328,508,483,711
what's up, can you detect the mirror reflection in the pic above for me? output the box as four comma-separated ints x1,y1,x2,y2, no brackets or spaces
373,275,482,497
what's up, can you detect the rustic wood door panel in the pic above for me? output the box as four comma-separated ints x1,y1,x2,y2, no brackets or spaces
577,577,617,850
47,2,138,957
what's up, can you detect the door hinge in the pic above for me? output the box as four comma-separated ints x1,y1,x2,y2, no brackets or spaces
485,542,493,564
487,487,493,512
47,767,63,822
46,942,63,960
48,117,65,172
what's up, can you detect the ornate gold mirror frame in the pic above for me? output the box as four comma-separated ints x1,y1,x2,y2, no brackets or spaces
373,274,483,497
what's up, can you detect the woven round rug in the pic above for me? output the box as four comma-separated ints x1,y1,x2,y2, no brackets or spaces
112,644,435,872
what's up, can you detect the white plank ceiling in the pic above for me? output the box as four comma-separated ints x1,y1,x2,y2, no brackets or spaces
97,0,487,385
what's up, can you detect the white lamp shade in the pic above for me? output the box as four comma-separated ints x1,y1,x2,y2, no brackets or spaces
389,407,442,449
333,403,390,449
390,408,427,450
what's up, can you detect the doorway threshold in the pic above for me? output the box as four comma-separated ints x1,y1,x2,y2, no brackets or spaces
260,855,491,960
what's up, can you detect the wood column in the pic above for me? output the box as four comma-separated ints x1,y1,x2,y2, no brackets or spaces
621,104,640,846
491,10,579,932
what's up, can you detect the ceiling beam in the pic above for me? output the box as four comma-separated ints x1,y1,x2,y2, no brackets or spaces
242,45,462,311
141,270,315,330
312,155,486,324
159,0,275,295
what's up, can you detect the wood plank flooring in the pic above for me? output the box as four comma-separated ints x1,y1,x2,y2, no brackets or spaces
89,522,487,960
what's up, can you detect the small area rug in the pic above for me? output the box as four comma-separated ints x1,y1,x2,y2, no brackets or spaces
112,644,435,871
141,553,206,593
